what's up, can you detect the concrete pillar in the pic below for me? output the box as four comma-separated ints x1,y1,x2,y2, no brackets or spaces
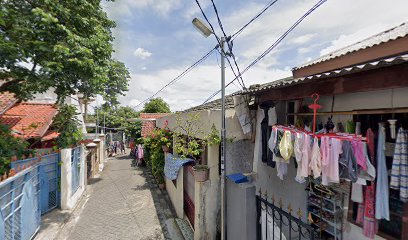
99,134,106,162
194,144,220,240
93,138,101,173
86,143,97,179
79,144,86,189
60,148,72,210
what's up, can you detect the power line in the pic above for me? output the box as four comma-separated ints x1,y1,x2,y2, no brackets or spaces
132,46,218,110
231,0,280,41
195,0,245,89
202,0,327,104
210,0,246,89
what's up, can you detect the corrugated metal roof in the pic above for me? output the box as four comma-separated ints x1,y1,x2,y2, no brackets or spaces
234,53,408,96
181,95,234,113
295,21,408,70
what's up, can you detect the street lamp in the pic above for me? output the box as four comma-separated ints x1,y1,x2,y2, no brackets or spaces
192,17,227,240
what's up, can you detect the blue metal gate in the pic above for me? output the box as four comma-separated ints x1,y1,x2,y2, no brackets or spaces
71,147,81,195
39,153,60,214
10,152,61,215
0,166,41,240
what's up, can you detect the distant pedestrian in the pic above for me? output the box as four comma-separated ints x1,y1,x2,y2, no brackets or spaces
114,141,118,154
120,140,125,154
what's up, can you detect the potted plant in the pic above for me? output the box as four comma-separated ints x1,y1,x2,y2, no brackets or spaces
172,114,222,182
157,172,165,189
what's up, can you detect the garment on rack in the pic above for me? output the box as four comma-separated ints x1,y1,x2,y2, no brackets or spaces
375,123,390,220
390,127,408,202
366,128,376,166
260,106,270,164
339,141,358,182
310,137,322,178
352,140,368,171
359,142,376,181
363,184,378,239
351,183,363,203
279,130,293,161
294,132,305,183
268,128,286,179
301,134,312,178
137,144,144,159
321,137,342,185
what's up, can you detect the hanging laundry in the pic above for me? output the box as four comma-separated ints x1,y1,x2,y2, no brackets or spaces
363,184,378,238
375,123,390,220
294,132,305,183
390,127,408,202
352,140,368,171
321,136,343,185
339,141,358,182
279,130,293,161
268,127,287,180
351,183,364,203
310,137,322,178
301,134,312,178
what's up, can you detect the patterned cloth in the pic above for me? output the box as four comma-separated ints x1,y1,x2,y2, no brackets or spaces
164,153,194,180
390,127,408,202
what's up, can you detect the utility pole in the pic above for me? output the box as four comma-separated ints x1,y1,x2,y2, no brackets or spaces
220,36,227,240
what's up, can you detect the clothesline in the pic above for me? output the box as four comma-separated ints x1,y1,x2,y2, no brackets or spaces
272,125,367,142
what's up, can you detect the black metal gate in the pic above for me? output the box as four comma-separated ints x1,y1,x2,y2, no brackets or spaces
257,194,317,240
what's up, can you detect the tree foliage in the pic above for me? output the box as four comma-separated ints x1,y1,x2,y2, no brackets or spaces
95,105,141,139
51,104,83,148
0,0,129,102
0,124,33,175
142,98,171,113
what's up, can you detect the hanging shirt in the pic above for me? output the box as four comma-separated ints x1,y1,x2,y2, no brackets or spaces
300,134,312,178
268,127,287,180
294,132,305,183
375,123,390,220
390,127,408,202
339,141,358,182
310,137,322,178
321,137,343,185
279,130,293,162
352,140,368,171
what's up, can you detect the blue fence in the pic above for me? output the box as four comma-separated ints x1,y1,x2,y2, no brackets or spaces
39,153,60,214
0,166,41,240
71,147,81,195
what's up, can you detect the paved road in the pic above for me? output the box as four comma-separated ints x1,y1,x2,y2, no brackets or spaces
58,155,175,240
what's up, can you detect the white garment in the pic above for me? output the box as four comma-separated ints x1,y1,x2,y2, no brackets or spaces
253,107,265,173
260,206,287,240
233,95,252,134
321,137,343,185
351,183,364,203
268,107,277,126
310,137,322,178
301,134,312,178
294,132,305,183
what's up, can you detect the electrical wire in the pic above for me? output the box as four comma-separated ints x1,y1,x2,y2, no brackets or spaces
131,46,218,110
195,0,245,89
202,0,327,104
231,0,280,41
210,0,246,89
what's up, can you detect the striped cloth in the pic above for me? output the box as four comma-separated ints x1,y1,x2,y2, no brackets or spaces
390,127,408,202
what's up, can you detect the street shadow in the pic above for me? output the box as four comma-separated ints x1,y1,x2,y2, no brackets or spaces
87,178,102,185
135,166,178,239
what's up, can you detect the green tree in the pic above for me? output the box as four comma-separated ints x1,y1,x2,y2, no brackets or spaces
95,106,141,139
51,104,83,148
0,0,129,102
142,98,171,113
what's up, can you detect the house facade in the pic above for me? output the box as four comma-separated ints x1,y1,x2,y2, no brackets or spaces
231,21,408,240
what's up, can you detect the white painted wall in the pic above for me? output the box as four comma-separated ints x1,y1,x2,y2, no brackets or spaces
60,145,86,210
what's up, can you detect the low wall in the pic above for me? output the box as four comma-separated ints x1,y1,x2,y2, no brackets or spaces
60,145,86,210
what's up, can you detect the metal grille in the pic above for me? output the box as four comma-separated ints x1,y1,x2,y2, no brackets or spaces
71,146,81,195
257,195,317,240
0,166,41,240
39,153,60,214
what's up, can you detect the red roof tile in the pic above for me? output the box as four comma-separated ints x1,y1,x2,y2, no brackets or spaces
0,92,17,115
141,120,156,138
41,130,59,141
140,113,170,119
0,103,58,139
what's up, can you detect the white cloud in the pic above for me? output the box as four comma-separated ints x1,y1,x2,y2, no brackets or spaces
107,0,182,17
141,66,147,71
290,33,316,45
133,48,152,59
119,64,291,111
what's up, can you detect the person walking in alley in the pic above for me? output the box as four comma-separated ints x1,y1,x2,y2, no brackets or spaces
114,141,118,154
120,140,126,154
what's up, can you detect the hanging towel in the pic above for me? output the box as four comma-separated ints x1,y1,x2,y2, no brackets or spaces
279,130,293,161
390,128,408,202
164,153,194,180
310,137,322,178
233,95,253,134
253,107,265,173
375,123,390,220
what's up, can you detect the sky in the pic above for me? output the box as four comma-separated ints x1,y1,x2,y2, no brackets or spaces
102,0,408,112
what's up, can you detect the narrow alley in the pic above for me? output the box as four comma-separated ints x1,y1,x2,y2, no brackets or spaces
48,155,177,240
